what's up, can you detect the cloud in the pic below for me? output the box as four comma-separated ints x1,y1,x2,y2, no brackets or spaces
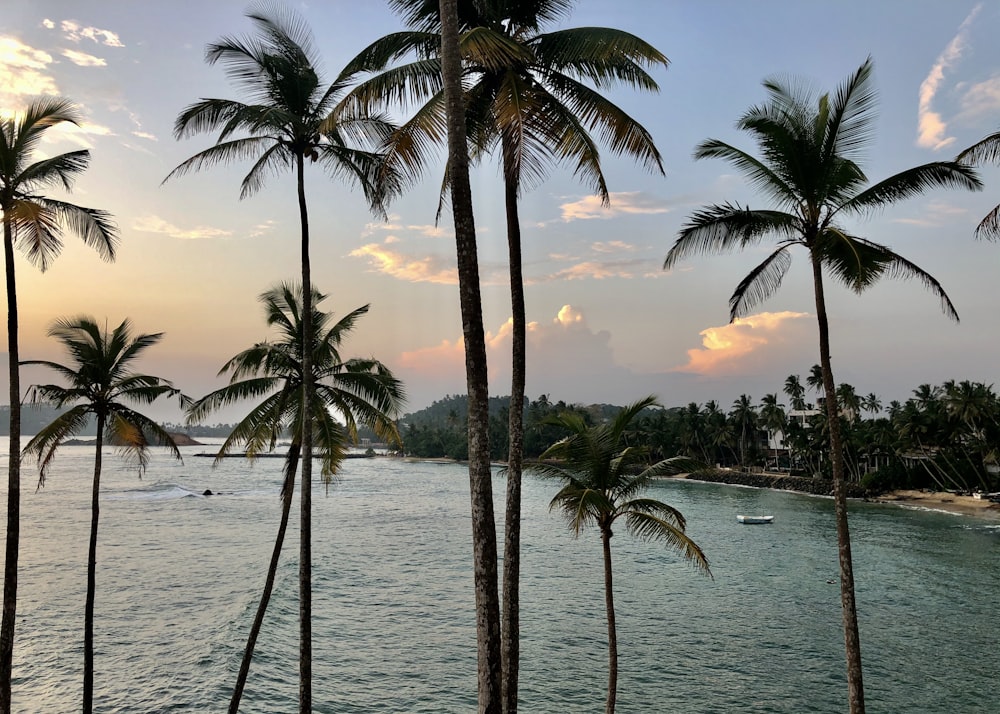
559,191,670,222
674,311,810,376
350,243,458,284
42,19,55,30
890,201,968,227
0,37,58,105
916,4,981,151
546,259,654,282
60,21,124,48
61,49,105,67
398,305,624,399
133,215,233,240
958,75,1000,120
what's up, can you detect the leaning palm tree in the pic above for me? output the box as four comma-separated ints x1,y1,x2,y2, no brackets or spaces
663,57,981,713
529,396,710,714
186,282,404,713
165,6,398,708
340,7,667,704
21,317,181,714
0,98,118,710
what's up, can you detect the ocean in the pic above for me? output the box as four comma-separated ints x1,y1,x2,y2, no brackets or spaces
2,440,997,712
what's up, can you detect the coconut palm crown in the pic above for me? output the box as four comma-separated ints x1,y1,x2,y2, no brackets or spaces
0,99,119,707
529,395,709,714
662,57,981,714
22,316,181,714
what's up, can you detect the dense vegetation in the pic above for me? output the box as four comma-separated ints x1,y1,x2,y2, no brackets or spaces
398,374,1000,495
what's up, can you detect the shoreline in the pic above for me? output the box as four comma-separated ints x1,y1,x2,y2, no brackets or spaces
670,471,1000,521
871,489,1000,520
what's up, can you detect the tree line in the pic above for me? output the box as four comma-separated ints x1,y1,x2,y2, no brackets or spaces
399,374,1000,496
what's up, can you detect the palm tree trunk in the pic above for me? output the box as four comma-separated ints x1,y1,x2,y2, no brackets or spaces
601,525,618,714
0,217,20,714
295,154,314,714
230,445,299,713
500,145,524,714
84,414,105,714
810,253,865,714
439,1,502,710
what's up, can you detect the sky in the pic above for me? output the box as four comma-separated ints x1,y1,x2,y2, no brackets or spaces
2,0,1000,423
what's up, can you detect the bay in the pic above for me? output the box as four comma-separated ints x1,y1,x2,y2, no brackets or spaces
1,440,997,712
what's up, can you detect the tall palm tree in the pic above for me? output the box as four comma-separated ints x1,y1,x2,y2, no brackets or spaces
437,0,501,708
186,283,404,713
956,130,1000,238
860,393,881,418
21,317,181,714
662,58,981,713
0,98,118,710
728,394,759,467
529,396,710,714
165,7,396,708
341,6,667,705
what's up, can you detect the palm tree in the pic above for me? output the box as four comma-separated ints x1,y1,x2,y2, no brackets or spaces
341,6,667,705
728,394,759,467
186,283,404,713
0,98,118,710
784,374,807,411
662,58,981,713
529,396,710,714
759,393,787,469
437,0,501,708
165,7,396,708
860,393,881,418
956,130,1000,238
21,317,181,714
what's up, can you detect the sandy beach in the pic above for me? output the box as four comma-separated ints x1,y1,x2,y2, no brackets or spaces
875,489,1000,520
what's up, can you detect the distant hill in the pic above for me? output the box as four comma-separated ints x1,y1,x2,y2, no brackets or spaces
0,404,97,436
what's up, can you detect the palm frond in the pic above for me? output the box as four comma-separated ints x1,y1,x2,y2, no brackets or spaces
840,161,981,215
622,510,710,574
729,246,794,319
665,203,798,270
22,405,93,486
533,27,667,91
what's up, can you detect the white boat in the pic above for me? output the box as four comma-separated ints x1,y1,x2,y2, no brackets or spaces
737,515,774,524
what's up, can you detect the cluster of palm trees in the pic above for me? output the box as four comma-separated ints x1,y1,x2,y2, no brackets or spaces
5,3,1000,714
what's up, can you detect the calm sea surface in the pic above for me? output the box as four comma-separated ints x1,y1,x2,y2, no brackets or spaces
1,439,997,713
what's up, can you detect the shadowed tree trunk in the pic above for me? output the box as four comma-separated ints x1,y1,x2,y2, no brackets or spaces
500,140,525,714
810,252,865,714
295,154,315,714
439,0,502,710
230,445,299,713
0,218,19,714
601,525,618,714
83,414,106,714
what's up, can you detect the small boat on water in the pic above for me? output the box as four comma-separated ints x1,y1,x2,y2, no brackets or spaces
737,515,774,524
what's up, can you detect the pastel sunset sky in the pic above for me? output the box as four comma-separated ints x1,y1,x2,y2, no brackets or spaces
2,0,999,422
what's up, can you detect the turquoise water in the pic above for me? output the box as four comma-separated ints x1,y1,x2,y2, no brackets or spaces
2,442,997,712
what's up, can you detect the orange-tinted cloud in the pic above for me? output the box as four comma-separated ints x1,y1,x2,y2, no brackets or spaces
133,215,233,240
674,311,809,375
559,191,670,222
349,243,457,284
